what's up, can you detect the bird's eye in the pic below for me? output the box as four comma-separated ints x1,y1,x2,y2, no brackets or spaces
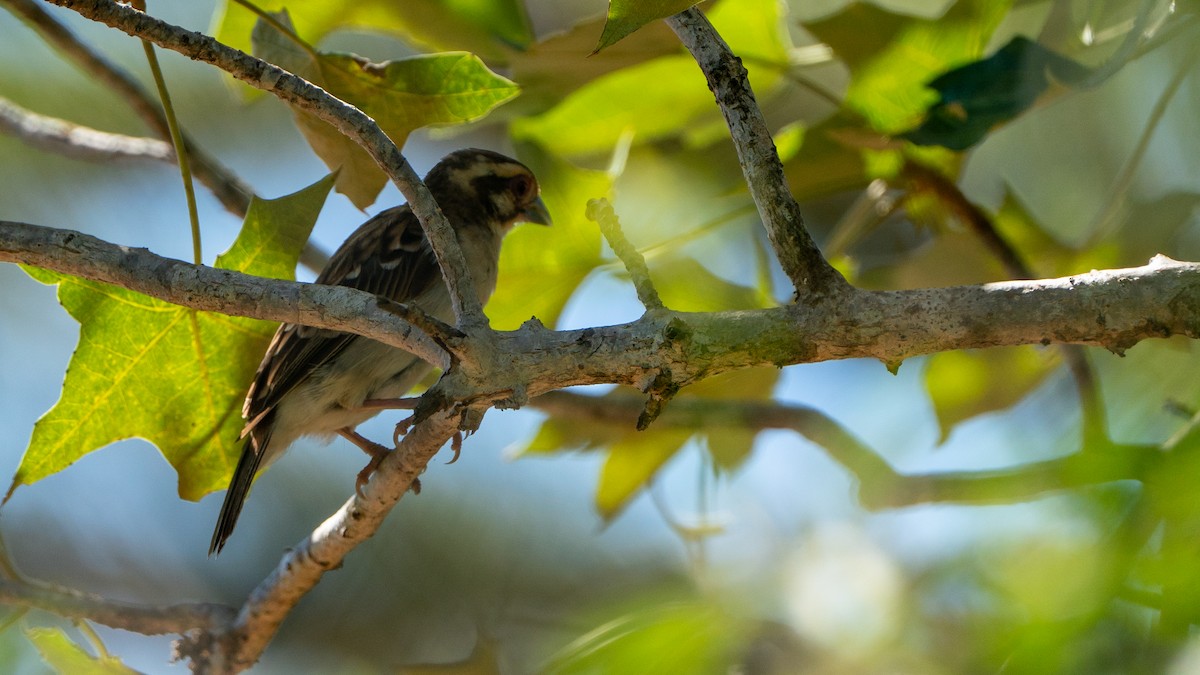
509,175,534,200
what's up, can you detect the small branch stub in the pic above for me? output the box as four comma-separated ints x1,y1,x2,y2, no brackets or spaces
586,198,664,311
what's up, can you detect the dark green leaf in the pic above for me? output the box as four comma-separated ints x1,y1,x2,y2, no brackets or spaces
901,37,1091,150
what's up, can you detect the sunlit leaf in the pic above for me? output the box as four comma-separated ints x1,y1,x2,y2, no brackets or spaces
595,0,699,53
507,14,681,115
216,0,532,63
253,12,519,208
649,257,774,312
804,0,1013,133
9,176,334,501
924,347,1059,442
26,628,137,675
488,146,609,330
513,0,787,157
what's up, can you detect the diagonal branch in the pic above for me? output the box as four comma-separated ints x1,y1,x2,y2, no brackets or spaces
44,0,489,330
666,7,848,300
193,409,462,671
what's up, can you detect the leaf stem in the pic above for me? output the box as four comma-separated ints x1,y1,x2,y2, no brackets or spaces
133,0,202,264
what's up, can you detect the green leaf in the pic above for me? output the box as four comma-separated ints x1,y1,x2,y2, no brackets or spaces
546,600,745,674
650,257,775,312
805,0,1013,133
507,14,682,114
595,0,700,53
513,0,787,157
216,0,532,63
924,347,1059,442
9,175,334,501
25,628,137,675
901,37,1091,150
253,12,520,208
488,146,610,330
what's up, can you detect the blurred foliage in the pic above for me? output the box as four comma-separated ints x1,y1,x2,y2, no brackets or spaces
26,627,137,674
4,0,1200,671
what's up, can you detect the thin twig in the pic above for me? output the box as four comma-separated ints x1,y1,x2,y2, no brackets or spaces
586,198,664,311
0,96,172,161
0,0,251,217
666,7,848,300
0,579,234,635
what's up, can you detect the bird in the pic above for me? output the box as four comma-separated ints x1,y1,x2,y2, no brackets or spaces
209,148,551,555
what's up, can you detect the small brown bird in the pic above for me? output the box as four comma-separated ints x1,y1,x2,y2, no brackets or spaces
210,149,550,554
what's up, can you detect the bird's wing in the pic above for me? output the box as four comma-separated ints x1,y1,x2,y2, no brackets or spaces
241,205,443,431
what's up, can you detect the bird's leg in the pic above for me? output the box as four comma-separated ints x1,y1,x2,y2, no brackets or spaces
337,427,420,496
361,397,421,410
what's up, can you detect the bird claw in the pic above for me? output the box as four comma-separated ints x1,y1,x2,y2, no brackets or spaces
446,431,464,464
355,449,388,497
393,415,414,446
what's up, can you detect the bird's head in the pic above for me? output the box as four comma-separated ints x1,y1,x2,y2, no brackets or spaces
426,148,552,233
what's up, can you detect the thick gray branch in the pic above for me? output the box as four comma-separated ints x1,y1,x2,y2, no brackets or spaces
5,219,1199,399
45,0,487,329
666,8,847,299
0,578,234,635
0,220,447,369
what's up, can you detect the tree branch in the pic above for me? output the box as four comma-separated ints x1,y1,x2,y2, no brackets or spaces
44,0,488,330
0,578,234,635
0,220,448,370
666,7,848,299
0,96,172,161
2,0,252,217
5,218,1199,398
0,0,331,273
187,410,462,671
530,392,1154,508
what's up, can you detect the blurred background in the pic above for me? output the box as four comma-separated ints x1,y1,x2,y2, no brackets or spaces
2,0,1200,672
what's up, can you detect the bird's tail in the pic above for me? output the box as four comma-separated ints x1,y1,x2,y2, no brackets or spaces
209,433,267,555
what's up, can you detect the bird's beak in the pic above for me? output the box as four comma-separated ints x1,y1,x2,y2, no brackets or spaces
521,196,552,226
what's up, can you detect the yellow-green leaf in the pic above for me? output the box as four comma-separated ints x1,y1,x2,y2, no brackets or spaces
216,0,532,64
514,0,787,157
804,0,1012,133
26,628,137,675
595,0,700,53
489,145,609,330
253,12,519,208
924,347,1058,442
9,175,334,501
